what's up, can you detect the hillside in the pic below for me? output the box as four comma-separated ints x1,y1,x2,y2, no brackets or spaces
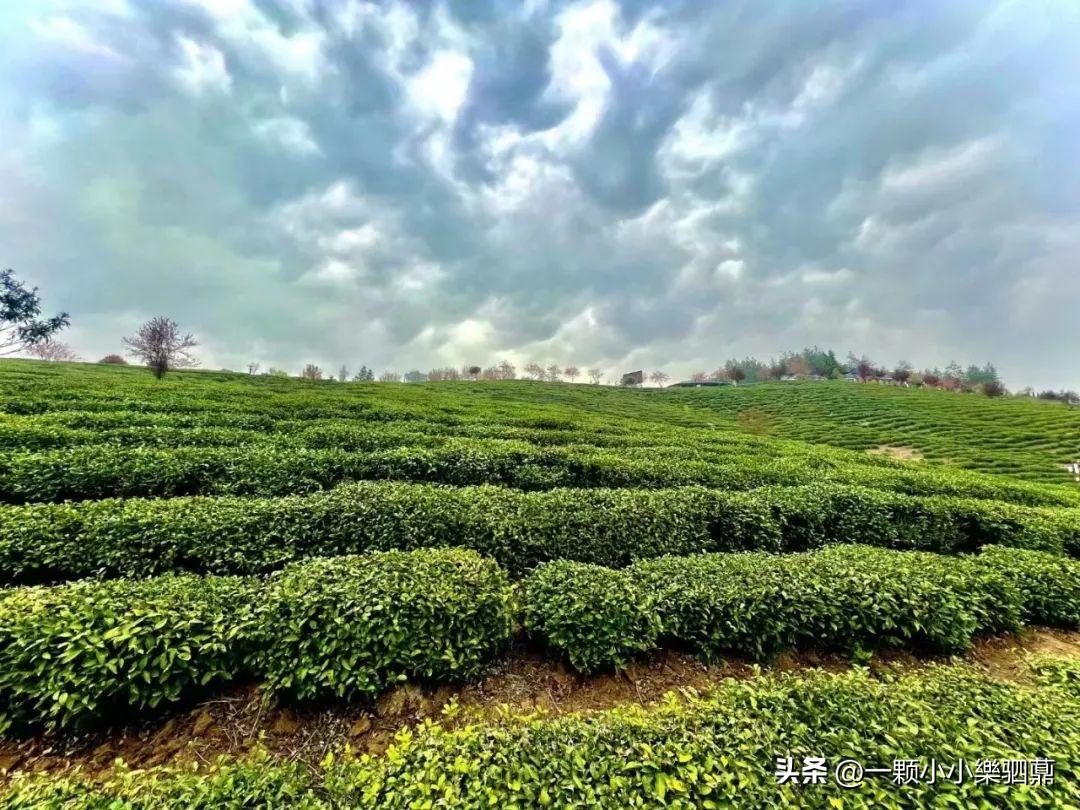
0,359,1078,805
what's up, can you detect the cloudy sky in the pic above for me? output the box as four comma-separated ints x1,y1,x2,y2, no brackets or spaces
2,0,1078,388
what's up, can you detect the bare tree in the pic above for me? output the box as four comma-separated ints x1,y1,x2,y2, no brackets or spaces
247,362,261,375
564,366,580,383
497,360,516,380
545,364,562,382
123,316,198,379
2,269,70,356
588,368,603,385
28,340,79,362
648,370,670,387
379,371,401,382
338,364,349,382
524,362,545,381
708,368,729,382
690,371,708,383
300,364,323,380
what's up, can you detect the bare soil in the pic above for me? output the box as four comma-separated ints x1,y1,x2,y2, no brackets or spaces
867,445,924,461
2,629,1077,782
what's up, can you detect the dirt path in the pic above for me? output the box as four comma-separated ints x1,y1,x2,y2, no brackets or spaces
2,628,1078,782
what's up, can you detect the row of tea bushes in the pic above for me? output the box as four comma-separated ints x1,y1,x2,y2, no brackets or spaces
0,548,513,732
4,663,1078,807
1,439,1076,506
524,545,1080,672
2,481,1076,585
0,544,1074,731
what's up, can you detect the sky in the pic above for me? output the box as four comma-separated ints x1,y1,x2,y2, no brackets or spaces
1,0,1078,389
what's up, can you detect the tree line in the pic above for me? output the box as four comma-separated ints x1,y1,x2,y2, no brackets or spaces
4,269,1076,403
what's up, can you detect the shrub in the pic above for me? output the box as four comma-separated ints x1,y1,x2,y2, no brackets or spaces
6,665,1078,808
254,548,514,702
522,560,658,673
974,545,1080,626
526,545,1051,672
0,481,1075,587
0,574,262,732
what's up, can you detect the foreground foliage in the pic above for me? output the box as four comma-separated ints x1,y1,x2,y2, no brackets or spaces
3,663,1077,807
0,549,514,731
0,545,1074,730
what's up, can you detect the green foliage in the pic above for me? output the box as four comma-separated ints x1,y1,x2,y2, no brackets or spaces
3,480,1075,586
526,545,1078,672
0,549,513,729
0,574,262,732
254,548,514,701
4,665,1079,807
523,560,658,672
976,545,1080,626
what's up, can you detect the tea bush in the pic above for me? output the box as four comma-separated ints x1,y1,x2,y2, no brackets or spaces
0,574,262,732
0,548,513,730
2,481,1075,586
254,548,515,701
525,545,1078,671
4,664,1078,807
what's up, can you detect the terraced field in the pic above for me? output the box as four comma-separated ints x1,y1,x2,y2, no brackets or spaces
666,381,1080,484
1,359,1078,806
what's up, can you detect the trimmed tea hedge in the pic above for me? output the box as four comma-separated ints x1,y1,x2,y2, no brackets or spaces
0,548,513,731
525,545,1079,672
255,549,515,702
1,439,1075,507
4,663,1078,807
0,574,261,733
2,481,1076,585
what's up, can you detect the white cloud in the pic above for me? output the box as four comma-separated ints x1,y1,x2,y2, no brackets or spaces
173,36,232,96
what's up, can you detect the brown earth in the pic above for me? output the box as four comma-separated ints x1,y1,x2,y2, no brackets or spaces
867,445,924,461
1,629,1077,783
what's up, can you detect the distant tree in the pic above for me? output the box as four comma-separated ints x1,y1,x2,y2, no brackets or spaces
99,354,127,365
690,371,708,384
1,269,70,356
265,367,289,377
921,372,941,387
427,367,461,381
123,316,198,379
708,368,729,382
545,364,562,382
564,366,580,383
246,362,261,375
352,365,374,382
648,369,670,387
403,369,426,383
982,380,1006,397
847,354,876,382
466,365,482,381
786,357,810,377
726,366,746,385
944,361,963,384
379,371,400,382
300,364,323,380
497,360,516,380
338,364,349,382
28,340,78,362
587,368,603,385
893,361,913,384
524,362,545,381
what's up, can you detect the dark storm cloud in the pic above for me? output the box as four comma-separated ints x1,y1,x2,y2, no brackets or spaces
0,0,1077,387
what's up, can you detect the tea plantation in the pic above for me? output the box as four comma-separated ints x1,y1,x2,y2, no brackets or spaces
1,359,1078,806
